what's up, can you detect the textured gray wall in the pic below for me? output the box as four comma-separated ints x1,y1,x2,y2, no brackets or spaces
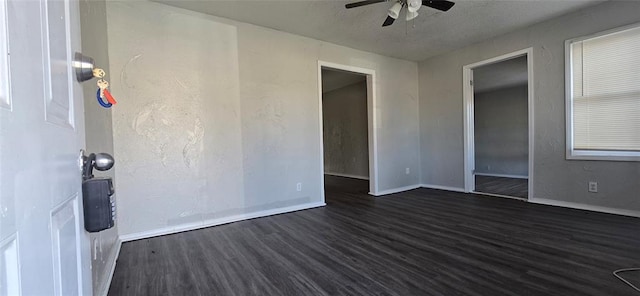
323,81,369,179
79,0,119,294
474,85,528,177
107,1,420,237
419,1,640,211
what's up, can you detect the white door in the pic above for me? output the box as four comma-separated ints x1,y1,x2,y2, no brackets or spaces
0,0,91,295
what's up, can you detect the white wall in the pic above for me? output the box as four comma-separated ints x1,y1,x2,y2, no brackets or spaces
323,81,369,179
79,0,119,294
107,1,420,238
419,1,640,213
474,85,528,177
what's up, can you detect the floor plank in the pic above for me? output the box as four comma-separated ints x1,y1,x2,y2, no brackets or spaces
475,175,528,199
108,175,640,295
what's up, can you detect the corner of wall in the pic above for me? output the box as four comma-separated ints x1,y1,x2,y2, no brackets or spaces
79,0,119,295
97,238,122,296
416,62,424,184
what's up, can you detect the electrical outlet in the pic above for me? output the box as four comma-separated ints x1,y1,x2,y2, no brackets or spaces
588,181,598,193
405,168,410,175
296,182,302,192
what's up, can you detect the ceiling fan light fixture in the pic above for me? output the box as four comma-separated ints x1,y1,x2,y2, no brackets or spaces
388,2,402,19
406,10,419,21
406,0,421,12
344,0,455,27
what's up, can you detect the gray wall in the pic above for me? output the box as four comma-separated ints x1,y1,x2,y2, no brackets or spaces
419,1,640,211
474,85,528,177
78,0,118,294
107,1,420,237
322,69,366,93
323,81,369,179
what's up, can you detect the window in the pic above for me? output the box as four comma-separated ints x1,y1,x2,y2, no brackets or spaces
566,23,640,161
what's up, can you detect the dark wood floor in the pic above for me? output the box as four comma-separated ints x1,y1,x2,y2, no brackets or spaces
475,175,529,199
109,176,640,295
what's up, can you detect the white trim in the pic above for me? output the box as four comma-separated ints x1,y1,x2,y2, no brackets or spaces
463,65,474,193
564,38,573,161
317,64,326,204
366,71,378,196
119,202,326,242
564,22,640,162
566,150,640,162
98,238,122,296
421,184,466,193
474,172,528,179
463,48,535,200
0,0,12,111
527,49,535,201
318,61,379,196
418,185,640,218
564,35,574,161
372,184,421,196
324,172,369,180
0,233,21,296
529,198,640,218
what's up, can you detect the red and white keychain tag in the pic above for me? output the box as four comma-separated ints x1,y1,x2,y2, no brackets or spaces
94,68,117,108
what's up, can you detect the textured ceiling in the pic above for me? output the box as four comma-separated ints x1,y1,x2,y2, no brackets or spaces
473,55,527,93
157,0,602,61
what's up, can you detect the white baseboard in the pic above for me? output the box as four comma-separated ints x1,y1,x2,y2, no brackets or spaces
421,184,466,193
119,202,326,242
474,173,528,179
529,198,640,218
324,172,369,180
372,184,421,196
99,238,122,296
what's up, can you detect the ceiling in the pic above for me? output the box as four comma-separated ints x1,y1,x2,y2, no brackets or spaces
157,0,602,61
473,55,527,93
321,68,366,93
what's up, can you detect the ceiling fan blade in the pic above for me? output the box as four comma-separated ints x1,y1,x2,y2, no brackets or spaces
382,15,396,27
421,0,455,11
345,0,387,9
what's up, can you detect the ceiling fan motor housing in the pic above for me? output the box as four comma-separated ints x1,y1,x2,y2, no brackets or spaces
344,0,455,27
407,0,422,12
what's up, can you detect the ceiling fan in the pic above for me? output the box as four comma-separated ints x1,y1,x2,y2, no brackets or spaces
345,0,455,27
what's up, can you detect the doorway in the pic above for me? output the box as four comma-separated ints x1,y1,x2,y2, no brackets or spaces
463,49,534,200
318,62,378,199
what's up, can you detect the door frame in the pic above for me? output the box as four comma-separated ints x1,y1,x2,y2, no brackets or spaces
462,48,534,200
317,61,379,199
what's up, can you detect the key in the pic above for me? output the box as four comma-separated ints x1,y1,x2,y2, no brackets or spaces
97,79,109,99
93,68,106,79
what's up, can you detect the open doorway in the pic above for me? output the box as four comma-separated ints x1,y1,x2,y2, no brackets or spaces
318,62,378,199
463,49,534,200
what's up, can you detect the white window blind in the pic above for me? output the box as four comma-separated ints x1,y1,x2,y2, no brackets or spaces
570,25,640,152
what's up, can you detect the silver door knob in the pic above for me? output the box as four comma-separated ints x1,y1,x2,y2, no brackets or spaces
94,153,114,171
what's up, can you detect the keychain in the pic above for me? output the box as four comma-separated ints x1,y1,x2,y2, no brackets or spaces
94,68,117,108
